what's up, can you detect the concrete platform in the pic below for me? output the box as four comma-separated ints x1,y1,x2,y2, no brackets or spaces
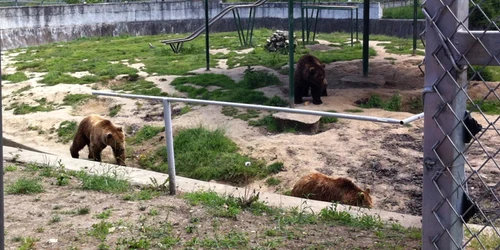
2,146,422,229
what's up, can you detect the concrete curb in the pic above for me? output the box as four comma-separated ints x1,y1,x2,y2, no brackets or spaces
3,146,423,229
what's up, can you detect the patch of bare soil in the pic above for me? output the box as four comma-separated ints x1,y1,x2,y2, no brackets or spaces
1,42,498,225
4,163,421,249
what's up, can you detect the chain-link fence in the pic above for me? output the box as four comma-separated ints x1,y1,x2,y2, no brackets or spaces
421,0,500,249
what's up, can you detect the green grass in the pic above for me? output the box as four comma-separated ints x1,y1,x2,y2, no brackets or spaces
89,221,114,241
221,107,261,121
110,79,168,96
1,72,29,83
7,98,56,115
62,94,96,106
358,93,402,112
248,115,280,132
123,189,160,201
151,126,271,185
320,110,339,124
95,209,112,219
12,85,32,95
344,108,363,113
6,177,45,194
56,120,78,144
468,99,500,115
76,170,130,194
382,5,424,19
10,29,374,86
128,125,165,145
109,104,122,117
266,177,281,186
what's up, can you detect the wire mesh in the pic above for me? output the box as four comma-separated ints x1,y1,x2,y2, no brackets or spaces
421,0,500,249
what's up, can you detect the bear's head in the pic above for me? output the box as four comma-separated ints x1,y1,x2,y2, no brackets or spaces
357,188,373,208
104,127,126,166
307,63,328,88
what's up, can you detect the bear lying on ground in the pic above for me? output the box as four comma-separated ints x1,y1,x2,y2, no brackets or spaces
291,172,373,208
70,115,126,166
294,54,328,105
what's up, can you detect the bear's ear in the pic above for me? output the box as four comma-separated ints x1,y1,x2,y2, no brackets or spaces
321,63,326,68
365,188,371,194
106,133,113,140
117,126,123,132
357,192,365,200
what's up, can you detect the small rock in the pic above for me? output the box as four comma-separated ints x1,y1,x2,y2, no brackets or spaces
47,239,58,244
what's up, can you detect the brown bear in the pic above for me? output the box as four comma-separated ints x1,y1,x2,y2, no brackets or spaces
70,115,126,166
294,54,328,105
291,172,373,208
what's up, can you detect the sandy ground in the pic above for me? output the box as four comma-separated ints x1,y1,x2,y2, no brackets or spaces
1,41,499,223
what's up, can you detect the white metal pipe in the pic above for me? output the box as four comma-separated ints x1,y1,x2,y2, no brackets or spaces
400,112,424,125
92,91,416,125
162,100,177,195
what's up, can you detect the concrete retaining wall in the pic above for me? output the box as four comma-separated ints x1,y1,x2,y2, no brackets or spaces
0,1,424,50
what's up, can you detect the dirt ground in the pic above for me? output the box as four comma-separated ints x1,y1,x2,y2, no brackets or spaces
1,40,499,226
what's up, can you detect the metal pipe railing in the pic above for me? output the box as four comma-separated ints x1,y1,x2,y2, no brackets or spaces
93,90,425,194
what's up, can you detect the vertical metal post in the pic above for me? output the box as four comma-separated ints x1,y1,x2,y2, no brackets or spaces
162,100,177,195
0,36,5,250
204,0,210,71
362,0,370,76
288,0,295,107
422,0,469,248
412,0,418,55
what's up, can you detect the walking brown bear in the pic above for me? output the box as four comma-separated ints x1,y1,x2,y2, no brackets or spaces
70,115,126,166
294,54,328,105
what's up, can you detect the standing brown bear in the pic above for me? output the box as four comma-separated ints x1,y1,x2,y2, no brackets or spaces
70,115,126,166
291,172,373,208
294,54,328,105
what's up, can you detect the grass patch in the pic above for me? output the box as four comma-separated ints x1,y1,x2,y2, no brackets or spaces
56,120,78,144
109,104,122,117
266,177,281,186
358,93,402,112
382,5,424,19
1,72,29,83
344,108,363,113
110,79,167,96
221,107,261,121
75,170,130,194
152,127,270,185
320,110,339,124
128,125,165,145
248,115,280,132
7,98,56,115
6,177,44,194
468,99,500,115
62,94,96,106
12,85,32,95
89,221,114,241
40,71,100,86
123,189,160,201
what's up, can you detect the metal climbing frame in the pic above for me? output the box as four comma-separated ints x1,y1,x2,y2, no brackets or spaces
300,0,359,46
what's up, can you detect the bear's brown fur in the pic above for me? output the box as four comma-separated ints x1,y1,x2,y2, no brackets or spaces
294,54,328,105
291,172,373,208
70,115,126,166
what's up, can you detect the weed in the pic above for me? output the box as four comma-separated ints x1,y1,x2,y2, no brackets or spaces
109,104,122,117
358,93,402,112
319,203,383,229
36,227,45,233
56,173,70,186
89,221,114,241
1,72,29,83
95,209,112,219
123,189,160,201
128,125,164,145
8,98,56,115
149,208,159,216
180,105,191,115
56,120,78,144
77,206,91,215
49,215,61,224
17,237,39,250
12,85,32,95
4,165,18,173
76,170,130,193
266,177,281,186
248,115,280,132
266,162,284,174
62,94,96,107
6,177,44,194
344,108,363,113
117,237,151,249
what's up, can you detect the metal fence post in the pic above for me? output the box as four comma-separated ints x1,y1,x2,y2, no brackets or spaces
162,100,177,195
422,0,470,248
0,35,5,250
